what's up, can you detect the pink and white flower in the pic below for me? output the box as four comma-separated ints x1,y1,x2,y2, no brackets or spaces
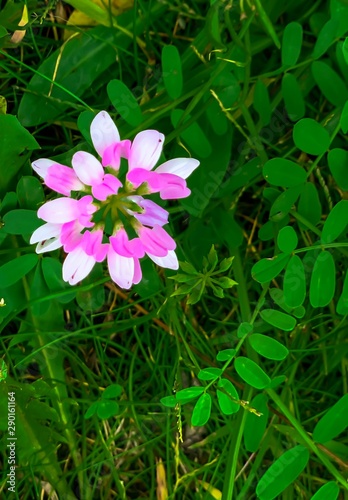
30,110,199,287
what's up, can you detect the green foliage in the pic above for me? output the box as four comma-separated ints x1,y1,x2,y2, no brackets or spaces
170,246,237,304
84,384,123,420
2,0,348,497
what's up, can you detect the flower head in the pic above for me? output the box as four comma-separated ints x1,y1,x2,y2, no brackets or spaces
30,111,200,287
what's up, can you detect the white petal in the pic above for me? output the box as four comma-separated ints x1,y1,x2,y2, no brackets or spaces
38,198,79,223
36,237,62,254
32,159,56,179
107,248,134,289
30,222,62,244
155,158,200,179
63,247,96,285
72,151,104,185
128,130,164,171
147,250,179,270
90,111,120,157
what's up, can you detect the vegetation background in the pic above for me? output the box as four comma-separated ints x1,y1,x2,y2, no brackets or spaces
0,0,348,498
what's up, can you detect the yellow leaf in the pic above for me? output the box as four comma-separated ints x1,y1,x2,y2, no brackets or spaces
156,458,168,500
64,0,133,39
10,4,28,44
199,481,222,500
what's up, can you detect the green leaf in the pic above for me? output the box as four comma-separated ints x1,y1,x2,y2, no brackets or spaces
313,18,339,59
251,253,290,283
282,73,305,121
277,226,298,253
298,182,322,227
249,333,289,361
187,281,205,304
310,482,340,500
77,110,94,144
179,261,197,274
171,109,212,158
0,115,39,196
309,251,336,307
269,184,304,221
96,400,119,420
16,176,45,210
0,254,38,287
254,0,280,48
207,245,218,269
256,445,310,500
3,209,41,235
269,375,287,388
216,276,237,289
328,149,348,190
191,393,211,426
321,200,348,244
162,45,183,99
41,257,76,304
337,271,348,315
102,384,123,400
244,394,269,452
263,159,307,187
281,22,303,66
18,26,123,127
343,37,348,66
84,401,98,419
269,287,293,314
340,100,348,134
293,118,330,156
217,378,240,415
175,386,204,403
312,61,348,107
198,367,222,381
234,357,271,389
216,349,236,362
160,396,177,408
237,322,253,338
253,80,271,125
260,309,296,331
284,255,306,308
30,260,50,316
313,393,348,443
107,79,142,127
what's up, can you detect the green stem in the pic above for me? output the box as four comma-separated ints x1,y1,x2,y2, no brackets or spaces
266,388,348,490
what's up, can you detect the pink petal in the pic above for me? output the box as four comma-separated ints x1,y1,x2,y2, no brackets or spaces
155,158,200,179
77,195,97,228
138,225,176,257
147,250,179,270
72,151,104,186
90,111,120,157
63,247,96,285
110,228,145,258
126,168,152,189
46,164,84,196
128,198,169,227
61,220,84,252
92,174,122,201
128,130,164,171
38,198,80,224
32,158,56,179
102,140,131,170
107,246,134,289
81,230,109,262
154,173,190,199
